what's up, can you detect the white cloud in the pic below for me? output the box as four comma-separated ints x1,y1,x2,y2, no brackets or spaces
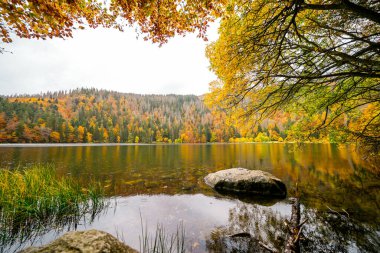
0,23,219,96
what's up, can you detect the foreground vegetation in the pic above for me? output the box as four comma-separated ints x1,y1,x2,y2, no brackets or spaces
0,164,107,249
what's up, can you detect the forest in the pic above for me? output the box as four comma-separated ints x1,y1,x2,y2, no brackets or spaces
0,88,367,144
0,88,274,143
1,0,378,152
0,88,285,143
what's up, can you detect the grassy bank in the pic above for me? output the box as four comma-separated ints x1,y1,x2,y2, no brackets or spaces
0,164,107,248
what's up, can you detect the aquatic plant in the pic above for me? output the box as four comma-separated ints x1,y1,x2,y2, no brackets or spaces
0,164,107,251
139,218,185,253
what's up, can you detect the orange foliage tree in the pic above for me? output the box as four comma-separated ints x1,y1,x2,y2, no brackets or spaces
0,0,226,52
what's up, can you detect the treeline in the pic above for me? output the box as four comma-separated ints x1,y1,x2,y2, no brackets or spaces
0,89,241,143
1,88,331,144
0,88,302,144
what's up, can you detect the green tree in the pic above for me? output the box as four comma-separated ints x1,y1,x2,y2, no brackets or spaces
15,122,24,140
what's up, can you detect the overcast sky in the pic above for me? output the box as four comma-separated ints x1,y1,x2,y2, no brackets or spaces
0,23,219,96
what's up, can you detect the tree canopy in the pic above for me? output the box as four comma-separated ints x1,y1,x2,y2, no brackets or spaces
206,0,380,154
0,0,225,50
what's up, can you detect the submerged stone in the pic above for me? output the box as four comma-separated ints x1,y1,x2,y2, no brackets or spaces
204,168,286,198
19,229,138,253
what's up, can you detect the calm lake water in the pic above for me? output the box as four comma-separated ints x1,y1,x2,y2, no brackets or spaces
0,143,379,252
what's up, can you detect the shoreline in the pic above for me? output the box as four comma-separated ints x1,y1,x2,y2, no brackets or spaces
0,142,345,147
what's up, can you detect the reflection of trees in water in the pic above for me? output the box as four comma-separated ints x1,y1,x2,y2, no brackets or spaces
302,210,380,253
206,202,380,253
299,166,380,225
206,203,287,252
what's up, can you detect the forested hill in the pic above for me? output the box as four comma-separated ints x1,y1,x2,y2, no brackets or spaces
0,88,240,143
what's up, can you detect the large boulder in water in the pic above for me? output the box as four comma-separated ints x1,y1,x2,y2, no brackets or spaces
19,229,138,253
204,168,286,198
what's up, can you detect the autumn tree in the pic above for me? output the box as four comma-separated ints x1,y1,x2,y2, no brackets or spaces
0,0,225,52
206,0,380,154
0,0,111,50
50,131,60,143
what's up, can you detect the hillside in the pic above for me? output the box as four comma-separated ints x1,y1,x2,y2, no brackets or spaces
0,88,242,143
0,88,369,144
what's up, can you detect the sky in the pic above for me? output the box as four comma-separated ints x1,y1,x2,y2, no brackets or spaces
0,23,219,96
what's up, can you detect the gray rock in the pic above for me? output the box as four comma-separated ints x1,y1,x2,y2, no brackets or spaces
204,168,286,198
19,229,138,253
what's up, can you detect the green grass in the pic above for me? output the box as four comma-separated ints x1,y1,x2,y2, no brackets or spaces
0,164,107,248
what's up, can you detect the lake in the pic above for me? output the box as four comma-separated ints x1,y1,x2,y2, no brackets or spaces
0,143,379,252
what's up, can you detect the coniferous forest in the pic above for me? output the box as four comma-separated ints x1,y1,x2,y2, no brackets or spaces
0,88,303,144
0,88,233,143
1,88,374,144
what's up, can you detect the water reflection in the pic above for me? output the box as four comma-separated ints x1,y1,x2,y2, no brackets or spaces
3,194,288,253
206,202,288,253
206,199,380,253
0,144,378,219
0,194,380,253
0,143,379,252
3,194,378,253
301,209,380,252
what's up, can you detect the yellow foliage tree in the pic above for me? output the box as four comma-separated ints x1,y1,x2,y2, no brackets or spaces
78,125,85,142
50,131,60,143
206,0,380,153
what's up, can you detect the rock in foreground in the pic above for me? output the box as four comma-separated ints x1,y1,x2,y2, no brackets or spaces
19,229,138,253
204,168,286,198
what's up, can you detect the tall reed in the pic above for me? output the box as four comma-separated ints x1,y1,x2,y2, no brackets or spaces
0,164,107,249
139,217,186,253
